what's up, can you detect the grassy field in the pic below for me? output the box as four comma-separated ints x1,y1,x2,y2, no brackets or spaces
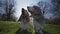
0,21,20,34
0,21,60,34
44,24,60,34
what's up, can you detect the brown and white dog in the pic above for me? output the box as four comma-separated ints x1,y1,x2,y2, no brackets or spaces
27,6,45,34
20,8,35,34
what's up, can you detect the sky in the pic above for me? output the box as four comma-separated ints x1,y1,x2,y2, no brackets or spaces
0,0,59,20
14,0,52,19
14,0,40,18
0,0,51,20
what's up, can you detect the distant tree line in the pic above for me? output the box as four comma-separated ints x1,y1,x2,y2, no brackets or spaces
37,0,60,24
0,0,15,21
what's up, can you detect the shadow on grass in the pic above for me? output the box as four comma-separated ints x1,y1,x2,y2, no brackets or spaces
43,31,50,34
15,28,32,34
35,31,50,34
15,28,50,34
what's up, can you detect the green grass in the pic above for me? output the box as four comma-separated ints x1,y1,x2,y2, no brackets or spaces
44,24,60,34
0,21,60,34
0,21,20,34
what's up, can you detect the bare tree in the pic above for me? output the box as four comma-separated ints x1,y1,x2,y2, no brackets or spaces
6,0,14,20
37,0,60,24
